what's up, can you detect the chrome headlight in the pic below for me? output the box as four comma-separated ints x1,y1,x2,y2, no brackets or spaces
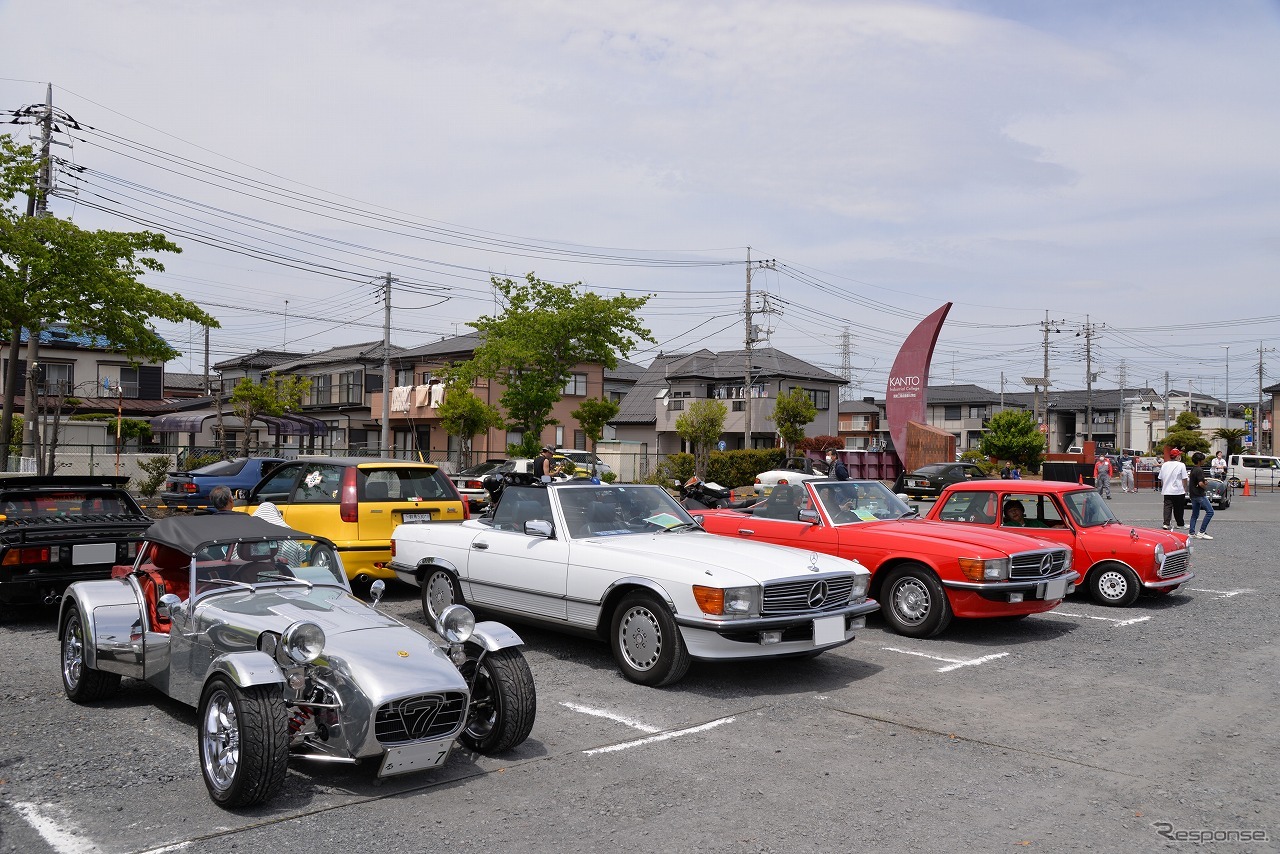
693,585,761,617
958,557,1010,582
281,621,325,664
1154,543,1166,566
437,604,476,644
1061,551,1073,572
849,573,870,602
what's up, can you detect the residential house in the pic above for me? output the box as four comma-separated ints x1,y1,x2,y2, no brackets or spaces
611,347,846,455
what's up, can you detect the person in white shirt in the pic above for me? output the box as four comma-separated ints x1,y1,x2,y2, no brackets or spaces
1210,451,1227,480
1157,448,1189,529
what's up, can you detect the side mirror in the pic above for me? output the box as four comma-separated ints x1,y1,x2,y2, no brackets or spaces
798,508,821,525
369,579,386,605
157,593,183,621
524,519,553,538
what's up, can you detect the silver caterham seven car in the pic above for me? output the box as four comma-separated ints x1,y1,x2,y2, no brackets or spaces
58,513,536,808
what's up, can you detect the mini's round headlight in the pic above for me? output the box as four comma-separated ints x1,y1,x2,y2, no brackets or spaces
437,604,476,644
281,621,326,664
1153,543,1166,565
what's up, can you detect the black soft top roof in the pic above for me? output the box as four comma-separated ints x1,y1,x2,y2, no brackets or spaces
146,513,313,555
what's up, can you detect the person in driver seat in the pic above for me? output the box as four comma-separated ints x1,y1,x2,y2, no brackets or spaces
1002,500,1044,528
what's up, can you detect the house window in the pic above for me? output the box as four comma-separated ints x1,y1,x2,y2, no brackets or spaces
37,363,73,395
324,420,344,450
563,373,588,396
790,387,830,411
669,399,685,411
574,430,586,450
118,367,139,399
506,430,523,450
944,405,962,421
555,426,565,447
395,367,414,386
968,406,986,419
337,371,361,404
310,375,332,406
732,400,746,412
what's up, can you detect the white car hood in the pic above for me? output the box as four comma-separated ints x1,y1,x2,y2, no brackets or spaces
572,530,866,585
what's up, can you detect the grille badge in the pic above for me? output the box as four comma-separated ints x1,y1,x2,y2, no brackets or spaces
808,581,829,608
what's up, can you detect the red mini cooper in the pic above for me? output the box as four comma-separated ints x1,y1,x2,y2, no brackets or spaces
927,480,1193,606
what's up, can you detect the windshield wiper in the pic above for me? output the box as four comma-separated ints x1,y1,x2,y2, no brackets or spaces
255,572,314,589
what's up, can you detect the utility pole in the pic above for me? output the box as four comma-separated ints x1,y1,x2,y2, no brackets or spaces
380,272,396,458
20,84,56,463
840,326,853,401
742,248,775,449
1163,371,1171,440
203,325,211,396
1080,317,1104,443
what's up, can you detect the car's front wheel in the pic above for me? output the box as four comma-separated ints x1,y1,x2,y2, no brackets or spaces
421,567,463,624
458,647,537,754
198,677,289,808
60,603,121,703
1087,563,1141,607
610,591,691,687
880,564,952,638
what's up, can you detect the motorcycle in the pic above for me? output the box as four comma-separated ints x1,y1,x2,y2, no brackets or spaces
677,476,759,511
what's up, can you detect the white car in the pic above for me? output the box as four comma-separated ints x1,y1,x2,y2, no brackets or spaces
753,456,827,496
390,481,878,686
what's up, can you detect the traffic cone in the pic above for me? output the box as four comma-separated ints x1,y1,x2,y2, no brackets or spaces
1242,479,1251,497
1078,474,1084,485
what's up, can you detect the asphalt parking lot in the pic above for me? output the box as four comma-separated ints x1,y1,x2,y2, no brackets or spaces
1,488,1276,853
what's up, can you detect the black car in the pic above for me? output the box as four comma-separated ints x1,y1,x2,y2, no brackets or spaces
1205,476,1233,510
0,475,153,605
892,462,991,499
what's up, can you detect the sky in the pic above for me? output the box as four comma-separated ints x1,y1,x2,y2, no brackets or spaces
2,0,1278,406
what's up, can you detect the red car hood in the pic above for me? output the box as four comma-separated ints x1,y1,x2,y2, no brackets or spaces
1075,521,1191,552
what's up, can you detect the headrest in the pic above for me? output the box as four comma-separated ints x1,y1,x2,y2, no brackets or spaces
151,544,189,572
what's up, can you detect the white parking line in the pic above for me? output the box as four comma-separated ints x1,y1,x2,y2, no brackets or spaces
1048,611,1151,627
561,701,661,733
1186,587,1248,600
12,801,103,854
881,647,1010,672
582,716,736,755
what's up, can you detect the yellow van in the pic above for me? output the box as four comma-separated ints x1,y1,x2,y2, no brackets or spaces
241,457,466,583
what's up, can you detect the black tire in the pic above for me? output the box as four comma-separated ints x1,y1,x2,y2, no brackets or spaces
1087,563,1141,607
420,567,463,624
609,591,692,686
60,603,121,703
458,647,537,754
880,564,953,638
198,677,289,808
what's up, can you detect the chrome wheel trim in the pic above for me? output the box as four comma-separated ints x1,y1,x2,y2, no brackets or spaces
62,612,85,689
201,687,240,794
618,605,663,671
1096,569,1130,602
424,571,456,622
891,577,931,625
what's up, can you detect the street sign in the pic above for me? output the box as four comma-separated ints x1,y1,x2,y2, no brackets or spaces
717,440,726,452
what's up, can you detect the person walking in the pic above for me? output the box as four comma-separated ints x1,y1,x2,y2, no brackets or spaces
1157,448,1189,530
1120,455,1135,493
1001,462,1012,479
1187,452,1215,539
825,451,849,481
1094,455,1113,499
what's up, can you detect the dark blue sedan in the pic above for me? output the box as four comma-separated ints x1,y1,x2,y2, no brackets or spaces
160,457,287,509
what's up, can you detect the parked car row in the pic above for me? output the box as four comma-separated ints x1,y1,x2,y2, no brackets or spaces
36,453,1195,811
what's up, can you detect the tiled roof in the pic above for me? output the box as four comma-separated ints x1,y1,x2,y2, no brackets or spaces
165,372,208,391
394,332,485,360
213,349,308,371
606,358,646,384
273,341,400,372
611,354,686,425
663,347,846,384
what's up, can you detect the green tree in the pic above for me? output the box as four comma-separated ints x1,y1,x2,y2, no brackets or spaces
675,398,728,479
771,388,817,456
978,409,1045,470
229,373,311,456
570,396,620,476
0,134,219,467
459,272,652,451
436,381,504,469
1212,427,1248,458
1162,411,1210,456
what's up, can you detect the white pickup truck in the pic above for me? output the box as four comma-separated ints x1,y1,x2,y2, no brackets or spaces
390,479,877,686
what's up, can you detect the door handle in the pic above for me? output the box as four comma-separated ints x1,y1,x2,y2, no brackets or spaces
737,529,755,536
471,542,489,550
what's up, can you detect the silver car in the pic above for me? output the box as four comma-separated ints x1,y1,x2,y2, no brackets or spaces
58,513,536,808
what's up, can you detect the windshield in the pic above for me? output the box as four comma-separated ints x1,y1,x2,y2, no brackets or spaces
555,484,697,538
811,481,912,524
187,536,347,595
1061,490,1120,528
191,458,247,477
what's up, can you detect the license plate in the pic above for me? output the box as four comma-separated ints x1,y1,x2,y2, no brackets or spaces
1043,576,1068,600
402,512,433,523
73,543,116,565
813,615,845,646
379,738,452,776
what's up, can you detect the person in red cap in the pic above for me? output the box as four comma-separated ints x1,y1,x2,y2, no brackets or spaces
1157,447,1189,529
